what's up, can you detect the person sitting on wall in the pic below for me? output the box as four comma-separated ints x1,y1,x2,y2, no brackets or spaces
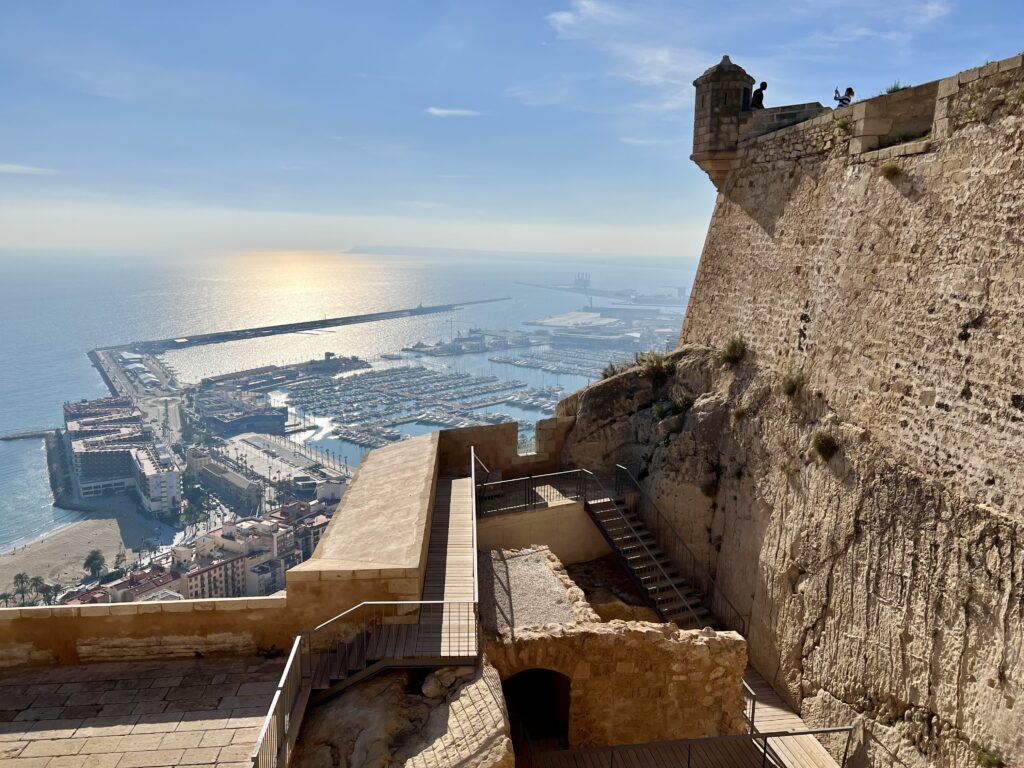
834,86,855,107
750,81,767,109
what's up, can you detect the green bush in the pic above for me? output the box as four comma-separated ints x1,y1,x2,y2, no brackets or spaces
886,80,909,94
880,161,901,180
812,431,840,461
99,568,125,584
601,363,621,379
718,336,747,365
782,372,805,397
835,116,852,133
977,748,1004,768
652,403,665,419
673,395,695,416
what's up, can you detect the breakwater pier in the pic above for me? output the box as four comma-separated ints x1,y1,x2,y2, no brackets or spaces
113,297,511,353
0,428,57,442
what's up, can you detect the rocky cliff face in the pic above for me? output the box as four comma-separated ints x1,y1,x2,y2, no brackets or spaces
557,347,1023,767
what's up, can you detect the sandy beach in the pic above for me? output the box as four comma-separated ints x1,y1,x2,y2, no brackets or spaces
0,505,170,594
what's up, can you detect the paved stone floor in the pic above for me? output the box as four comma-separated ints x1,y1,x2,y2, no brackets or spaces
0,656,283,767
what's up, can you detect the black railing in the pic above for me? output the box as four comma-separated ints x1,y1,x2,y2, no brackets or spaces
476,470,586,516
614,465,748,636
579,470,708,631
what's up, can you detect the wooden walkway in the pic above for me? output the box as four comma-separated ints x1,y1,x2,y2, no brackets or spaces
417,476,477,658
531,736,776,768
744,668,840,768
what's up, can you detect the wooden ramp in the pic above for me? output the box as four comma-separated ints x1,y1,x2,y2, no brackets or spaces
744,668,840,768
418,476,477,658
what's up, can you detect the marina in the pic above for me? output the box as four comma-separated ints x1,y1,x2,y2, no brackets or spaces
266,365,565,449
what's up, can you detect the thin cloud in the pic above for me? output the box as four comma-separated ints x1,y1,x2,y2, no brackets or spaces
545,1,707,114
404,200,450,210
0,163,58,175
426,107,480,117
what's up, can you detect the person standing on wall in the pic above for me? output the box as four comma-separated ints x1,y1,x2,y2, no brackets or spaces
834,86,855,107
750,81,767,109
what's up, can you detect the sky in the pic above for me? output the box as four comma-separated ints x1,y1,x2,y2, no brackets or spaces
0,0,1019,261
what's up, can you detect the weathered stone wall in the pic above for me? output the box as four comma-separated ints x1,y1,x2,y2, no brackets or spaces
486,621,747,747
682,53,1024,519
557,340,1024,766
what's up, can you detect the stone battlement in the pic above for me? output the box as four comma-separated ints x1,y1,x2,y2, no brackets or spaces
691,53,1023,188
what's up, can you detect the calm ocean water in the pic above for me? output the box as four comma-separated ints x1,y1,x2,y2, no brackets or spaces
0,250,691,550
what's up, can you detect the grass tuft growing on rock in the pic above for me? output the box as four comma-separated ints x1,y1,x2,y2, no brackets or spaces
976,748,1005,768
879,161,901,180
782,372,806,398
718,336,747,365
635,350,676,379
885,80,909,94
812,431,841,461
673,395,695,417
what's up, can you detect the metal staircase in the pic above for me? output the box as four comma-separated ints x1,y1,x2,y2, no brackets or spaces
584,487,712,630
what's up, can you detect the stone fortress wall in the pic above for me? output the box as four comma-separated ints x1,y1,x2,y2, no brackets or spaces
654,53,1024,767
685,53,1024,515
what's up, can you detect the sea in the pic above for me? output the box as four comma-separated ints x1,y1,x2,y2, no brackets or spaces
0,250,693,551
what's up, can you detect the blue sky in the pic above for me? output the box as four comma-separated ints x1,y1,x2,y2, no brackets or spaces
0,0,1019,260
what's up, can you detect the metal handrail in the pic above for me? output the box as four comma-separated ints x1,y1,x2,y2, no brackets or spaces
470,447,480,603
251,634,306,768
742,678,758,733
476,469,586,516
615,464,748,636
580,470,708,631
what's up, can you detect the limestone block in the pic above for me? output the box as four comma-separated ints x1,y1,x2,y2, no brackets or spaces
937,76,960,99
849,136,879,154
998,54,1023,72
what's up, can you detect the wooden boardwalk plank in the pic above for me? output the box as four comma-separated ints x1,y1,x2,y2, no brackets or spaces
744,668,840,768
416,477,477,658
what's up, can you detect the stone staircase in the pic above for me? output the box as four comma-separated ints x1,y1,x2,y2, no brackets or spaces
586,494,712,629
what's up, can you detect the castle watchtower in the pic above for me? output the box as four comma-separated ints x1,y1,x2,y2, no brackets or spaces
691,55,754,188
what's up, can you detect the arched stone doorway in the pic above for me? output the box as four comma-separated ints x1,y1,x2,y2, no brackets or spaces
502,668,571,764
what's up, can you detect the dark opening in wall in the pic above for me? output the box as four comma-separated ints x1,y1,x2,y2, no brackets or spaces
503,668,572,760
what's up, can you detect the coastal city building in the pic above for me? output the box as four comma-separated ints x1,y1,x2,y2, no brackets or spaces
62,397,183,516
191,390,288,436
187,447,262,512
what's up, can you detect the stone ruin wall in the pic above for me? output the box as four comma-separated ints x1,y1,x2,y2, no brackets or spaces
486,621,748,748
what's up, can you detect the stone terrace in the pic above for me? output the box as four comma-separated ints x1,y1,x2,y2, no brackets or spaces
0,657,283,767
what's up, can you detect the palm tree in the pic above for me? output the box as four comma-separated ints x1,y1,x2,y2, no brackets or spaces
12,573,30,606
29,576,46,604
0,592,12,607
83,549,106,578
141,539,158,564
